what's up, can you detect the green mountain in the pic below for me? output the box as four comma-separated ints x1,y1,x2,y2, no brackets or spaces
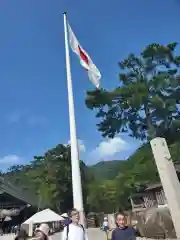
87,141,180,183
88,160,125,181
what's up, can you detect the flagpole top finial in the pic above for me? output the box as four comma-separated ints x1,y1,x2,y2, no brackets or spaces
63,11,67,15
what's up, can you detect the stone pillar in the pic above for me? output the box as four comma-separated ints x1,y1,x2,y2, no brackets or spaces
150,137,180,238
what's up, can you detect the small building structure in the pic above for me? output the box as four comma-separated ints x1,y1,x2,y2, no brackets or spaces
0,176,41,233
130,162,180,212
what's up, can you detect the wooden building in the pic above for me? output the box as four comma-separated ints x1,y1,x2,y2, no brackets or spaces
130,162,180,212
0,176,41,233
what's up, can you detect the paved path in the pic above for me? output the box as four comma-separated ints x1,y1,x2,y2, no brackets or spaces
87,228,106,240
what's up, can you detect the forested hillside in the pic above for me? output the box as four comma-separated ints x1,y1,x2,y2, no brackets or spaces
2,141,180,213
87,160,125,181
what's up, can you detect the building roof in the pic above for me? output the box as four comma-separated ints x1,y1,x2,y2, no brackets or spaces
0,176,39,207
145,183,162,190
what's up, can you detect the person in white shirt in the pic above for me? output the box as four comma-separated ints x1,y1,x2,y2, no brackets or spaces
62,208,88,240
102,217,109,239
103,217,109,231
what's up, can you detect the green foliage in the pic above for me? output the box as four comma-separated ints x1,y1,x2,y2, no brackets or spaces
86,145,157,212
3,141,180,213
4,144,88,213
86,43,180,142
87,141,180,213
88,160,125,181
87,180,118,213
3,42,180,214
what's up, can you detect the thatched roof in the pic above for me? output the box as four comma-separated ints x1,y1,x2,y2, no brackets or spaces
0,176,39,207
145,183,162,191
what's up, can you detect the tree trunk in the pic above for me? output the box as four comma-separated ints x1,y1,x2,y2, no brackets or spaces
144,104,154,139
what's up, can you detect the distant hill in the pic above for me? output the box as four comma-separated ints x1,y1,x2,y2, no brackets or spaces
88,160,125,181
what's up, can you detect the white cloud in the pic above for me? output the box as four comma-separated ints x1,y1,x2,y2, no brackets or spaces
0,155,21,165
91,136,129,159
68,139,86,153
78,140,86,152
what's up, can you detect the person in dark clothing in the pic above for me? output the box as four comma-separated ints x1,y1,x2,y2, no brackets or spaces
63,218,72,226
14,228,28,240
112,213,136,240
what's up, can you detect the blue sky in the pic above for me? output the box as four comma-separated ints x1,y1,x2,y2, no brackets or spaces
0,0,180,170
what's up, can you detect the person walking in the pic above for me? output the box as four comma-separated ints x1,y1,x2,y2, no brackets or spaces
103,217,109,232
103,217,109,240
112,213,136,240
62,208,88,240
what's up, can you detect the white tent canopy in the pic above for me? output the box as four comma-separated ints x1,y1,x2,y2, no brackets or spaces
23,208,64,224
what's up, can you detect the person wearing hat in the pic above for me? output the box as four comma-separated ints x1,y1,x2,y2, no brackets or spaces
32,223,51,240
61,213,68,218
61,213,71,227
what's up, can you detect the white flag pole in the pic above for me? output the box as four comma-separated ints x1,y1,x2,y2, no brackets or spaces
63,12,85,226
